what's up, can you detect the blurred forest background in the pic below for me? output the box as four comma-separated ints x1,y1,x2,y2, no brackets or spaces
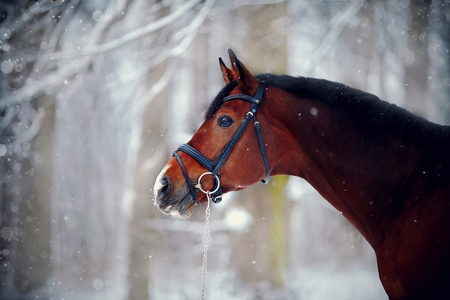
0,0,449,299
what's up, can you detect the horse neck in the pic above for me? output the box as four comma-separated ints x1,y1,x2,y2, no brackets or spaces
265,91,424,248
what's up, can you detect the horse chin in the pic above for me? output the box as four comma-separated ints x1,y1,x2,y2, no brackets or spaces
170,202,194,218
159,191,195,218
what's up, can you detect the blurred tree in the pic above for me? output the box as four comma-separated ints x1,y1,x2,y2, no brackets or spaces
231,2,290,292
404,0,431,117
1,1,55,296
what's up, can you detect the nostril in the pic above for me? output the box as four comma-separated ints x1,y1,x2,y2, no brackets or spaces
159,177,170,193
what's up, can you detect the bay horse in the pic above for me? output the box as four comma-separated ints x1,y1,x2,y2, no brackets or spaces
153,49,450,300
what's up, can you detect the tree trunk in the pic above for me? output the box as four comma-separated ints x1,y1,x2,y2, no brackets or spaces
403,0,431,117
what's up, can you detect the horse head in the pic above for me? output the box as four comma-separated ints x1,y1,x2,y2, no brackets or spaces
153,49,274,217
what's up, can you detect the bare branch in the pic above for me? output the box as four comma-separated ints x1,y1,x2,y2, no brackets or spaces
0,0,66,40
301,1,366,74
0,0,210,109
49,0,202,60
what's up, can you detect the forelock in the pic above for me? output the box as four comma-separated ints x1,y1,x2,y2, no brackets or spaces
204,80,238,119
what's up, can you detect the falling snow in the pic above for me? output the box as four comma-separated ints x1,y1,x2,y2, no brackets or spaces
1,1,448,300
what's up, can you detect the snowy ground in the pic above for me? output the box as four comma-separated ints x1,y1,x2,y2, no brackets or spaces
149,266,387,300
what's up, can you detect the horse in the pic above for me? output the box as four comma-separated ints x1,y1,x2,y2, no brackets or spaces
153,49,450,300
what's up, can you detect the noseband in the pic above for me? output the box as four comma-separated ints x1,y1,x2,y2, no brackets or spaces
173,82,270,205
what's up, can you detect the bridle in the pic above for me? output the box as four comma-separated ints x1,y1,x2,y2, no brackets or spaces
173,82,270,205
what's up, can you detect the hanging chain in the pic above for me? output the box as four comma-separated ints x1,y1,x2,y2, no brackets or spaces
197,172,220,300
200,191,212,300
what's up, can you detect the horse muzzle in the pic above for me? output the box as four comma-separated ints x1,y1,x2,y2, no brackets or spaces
153,168,195,218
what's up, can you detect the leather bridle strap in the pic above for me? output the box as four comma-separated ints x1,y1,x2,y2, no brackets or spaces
173,83,269,205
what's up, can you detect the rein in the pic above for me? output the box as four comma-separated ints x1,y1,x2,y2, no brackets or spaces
199,176,215,300
173,82,270,205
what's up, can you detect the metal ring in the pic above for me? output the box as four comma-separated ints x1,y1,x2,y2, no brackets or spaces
197,172,220,194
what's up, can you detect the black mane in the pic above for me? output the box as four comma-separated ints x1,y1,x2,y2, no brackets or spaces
256,74,449,148
206,73,449,151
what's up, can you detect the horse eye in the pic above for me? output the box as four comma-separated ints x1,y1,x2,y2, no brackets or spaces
218,115,234,127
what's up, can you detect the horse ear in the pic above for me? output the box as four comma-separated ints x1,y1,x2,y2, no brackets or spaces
219,57,234,85
228,48,258,92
